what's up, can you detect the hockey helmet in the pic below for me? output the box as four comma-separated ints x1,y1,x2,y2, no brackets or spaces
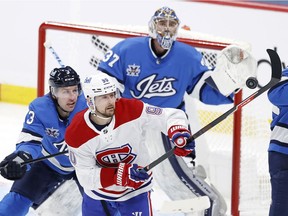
49,66,81,88
148,6,180,50
49,66,82,97
82,73,118,114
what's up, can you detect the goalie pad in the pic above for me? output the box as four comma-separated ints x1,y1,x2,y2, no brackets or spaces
205,45,257,96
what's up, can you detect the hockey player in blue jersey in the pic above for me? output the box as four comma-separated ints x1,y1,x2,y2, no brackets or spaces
268,68,288,216
0,66,87,216
98,6,257,216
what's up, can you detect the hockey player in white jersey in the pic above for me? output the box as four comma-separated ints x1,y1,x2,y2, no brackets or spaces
98,6,257,216
66,73,195,216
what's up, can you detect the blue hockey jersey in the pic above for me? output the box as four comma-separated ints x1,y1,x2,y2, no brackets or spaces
268,68,288,154
15,93,87,175
98,36,233,111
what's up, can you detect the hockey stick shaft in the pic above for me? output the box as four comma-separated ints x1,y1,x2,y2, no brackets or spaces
0,151,69,173
44,41,65,67
142,49,282,173
21,150,69,166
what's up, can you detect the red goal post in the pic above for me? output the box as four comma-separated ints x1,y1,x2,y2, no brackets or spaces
37,21,262,216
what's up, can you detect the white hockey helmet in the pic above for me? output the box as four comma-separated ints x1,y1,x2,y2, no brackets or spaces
148,6,180,50
82,73,118,114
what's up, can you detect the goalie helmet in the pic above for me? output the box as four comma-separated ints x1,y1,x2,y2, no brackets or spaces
82,73,118,114
49,66,82,96
148,6,180,50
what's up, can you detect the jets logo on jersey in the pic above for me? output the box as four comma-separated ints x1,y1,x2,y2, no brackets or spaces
126,64,140,76
131,74,176,99
96,144,136,168
45,127,59,138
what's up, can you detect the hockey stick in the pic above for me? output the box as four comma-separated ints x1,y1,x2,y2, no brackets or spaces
21,150,69,166
44,41,65,68
0,151,69,173
0,151,68,174
142,49,282,173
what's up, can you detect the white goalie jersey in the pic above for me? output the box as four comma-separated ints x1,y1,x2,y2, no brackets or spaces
65,98,189,201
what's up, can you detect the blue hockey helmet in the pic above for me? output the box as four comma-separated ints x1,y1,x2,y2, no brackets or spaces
148,6,180,50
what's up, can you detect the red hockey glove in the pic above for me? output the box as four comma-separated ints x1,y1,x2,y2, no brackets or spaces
168,125,195,157
174,140,195,157
168,125,191,148
114,163,150,190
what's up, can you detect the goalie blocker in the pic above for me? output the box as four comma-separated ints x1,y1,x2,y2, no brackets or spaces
205,45,258,96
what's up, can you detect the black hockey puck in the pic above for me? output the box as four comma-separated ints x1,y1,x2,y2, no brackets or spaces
246,77,258,89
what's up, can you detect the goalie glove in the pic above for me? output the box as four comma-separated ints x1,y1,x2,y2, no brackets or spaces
205,45,257,96
0,151,32,180
168,125,195,157
114,163,150,190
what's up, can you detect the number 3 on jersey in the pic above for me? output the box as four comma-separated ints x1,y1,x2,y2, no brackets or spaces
26,110,35,125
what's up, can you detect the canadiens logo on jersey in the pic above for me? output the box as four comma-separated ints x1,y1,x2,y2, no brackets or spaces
45,127,60,138
126,64,140,76
96,144,136,168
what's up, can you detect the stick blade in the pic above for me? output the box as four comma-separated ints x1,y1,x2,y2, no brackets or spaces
160,196,211,214
266,49,282,81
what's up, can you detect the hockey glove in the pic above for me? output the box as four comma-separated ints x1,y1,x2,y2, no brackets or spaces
0,151,32,180
174,140,195,157
168,125,195,157
114,163,150,190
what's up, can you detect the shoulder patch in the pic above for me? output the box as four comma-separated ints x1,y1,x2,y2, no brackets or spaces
145,106,162,115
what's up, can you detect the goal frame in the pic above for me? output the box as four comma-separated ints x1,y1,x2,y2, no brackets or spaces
37,21,242,216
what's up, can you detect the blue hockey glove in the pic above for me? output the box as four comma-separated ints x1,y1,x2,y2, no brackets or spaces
168,125,195,157
0,151,32,180
114,163,150,190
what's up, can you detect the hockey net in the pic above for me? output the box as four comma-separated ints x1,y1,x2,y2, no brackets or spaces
38,21,272,216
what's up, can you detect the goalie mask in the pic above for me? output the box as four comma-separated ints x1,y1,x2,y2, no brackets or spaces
149,6,180,50
82,73,119,116
49,66,82,98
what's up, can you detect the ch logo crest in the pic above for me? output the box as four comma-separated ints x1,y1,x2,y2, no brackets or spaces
96,144,136,168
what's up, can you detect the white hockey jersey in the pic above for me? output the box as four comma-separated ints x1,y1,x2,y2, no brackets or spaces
65,98,189,201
